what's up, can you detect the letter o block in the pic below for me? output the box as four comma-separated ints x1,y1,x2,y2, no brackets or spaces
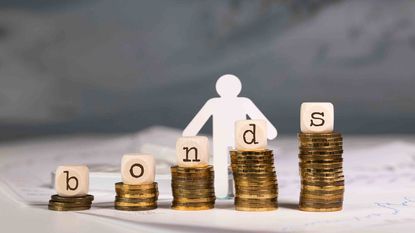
235,119,267,151
176,136,209,167
55,165,89,197
300,102,334,133
121,154,155,185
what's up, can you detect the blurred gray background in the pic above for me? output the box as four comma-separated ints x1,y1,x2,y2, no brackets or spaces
0,0,414,140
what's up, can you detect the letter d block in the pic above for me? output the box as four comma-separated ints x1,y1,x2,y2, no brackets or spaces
235,119,267,151
176,136,209,167
55,165,89,197
121,154,155,185
300,102,334,133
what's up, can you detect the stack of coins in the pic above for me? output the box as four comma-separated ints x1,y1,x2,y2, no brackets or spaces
230,149,278,211
114,182,158,211
298,132,344,212
171,165,216,210
48,194,94,211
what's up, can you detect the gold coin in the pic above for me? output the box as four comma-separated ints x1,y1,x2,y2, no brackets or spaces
116,192,158,199
172,190,215,196
301,167,343,173
171,165,213,172
115,201,157,207
299,201,343,207
171,205,214,211
302,185,344,190
171,201,215,207
301,189,344,196
299,141,343,146
115,197,158,203
301,197,343,202
235,181,277,187
230,149,273,155
114,205,157,211
173,197,216,203
116,188,158,195
299,155,343,161
298,132,342,138
301,180,344,186
115,182,157,190
301,193,344,200
299,206,342,212
48,205,91,211
50,194,94,203
235,206,277,211
301,176,344,183
300,170,343,177
300,162,343,168
49,201,91,207
231,157,274,162
236,194,278,199
299,150,343,155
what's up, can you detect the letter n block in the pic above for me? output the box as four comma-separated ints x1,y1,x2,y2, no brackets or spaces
176,136,209,167
55,165,89,197
300,102,334,133
235,119,267,151
121,154,155,185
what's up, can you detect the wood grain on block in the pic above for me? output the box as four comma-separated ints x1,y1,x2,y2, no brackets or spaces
176,136,209,167
300,102,334,133
235,119,267,150
121,154,155,185
55,165,89,197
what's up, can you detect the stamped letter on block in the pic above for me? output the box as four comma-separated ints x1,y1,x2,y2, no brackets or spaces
55,165,89,197
176,136,209,167
235,119,267,151
121,154,155,185
300,102,334,133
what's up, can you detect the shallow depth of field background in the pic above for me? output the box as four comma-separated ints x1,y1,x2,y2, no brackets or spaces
0,0,414,140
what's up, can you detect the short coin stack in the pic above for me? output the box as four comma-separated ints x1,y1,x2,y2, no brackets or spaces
298,132,344,212
171,165,216,210
48,194,94,211
230,149,278,211
114,182,158,211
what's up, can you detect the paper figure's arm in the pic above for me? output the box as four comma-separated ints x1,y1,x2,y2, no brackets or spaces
182,99,214,136
242,98,278,139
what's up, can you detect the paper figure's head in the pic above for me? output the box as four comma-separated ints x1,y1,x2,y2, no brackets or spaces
216,74,242,97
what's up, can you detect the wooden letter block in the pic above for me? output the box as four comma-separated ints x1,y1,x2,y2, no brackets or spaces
300,102,334,133
176,136,209,167
55,165,89,197
121,154,155,185
235,119,267,150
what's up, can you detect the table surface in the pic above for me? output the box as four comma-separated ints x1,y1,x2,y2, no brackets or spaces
1,134,415,233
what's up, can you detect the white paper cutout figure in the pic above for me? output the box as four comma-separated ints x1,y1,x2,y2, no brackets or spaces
183,74,277,198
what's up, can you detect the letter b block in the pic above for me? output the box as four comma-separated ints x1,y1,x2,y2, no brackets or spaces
121,154,155,185
235,119,267,151
55,165,89,197
300,102,334,133
176,136,209,167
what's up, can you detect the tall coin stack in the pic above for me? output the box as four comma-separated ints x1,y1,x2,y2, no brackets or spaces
231,120,278,211
298,103,344,212
172,136,215,210
115,154,158,211
114,182,158,211
171,165,216,210
50,165,93,211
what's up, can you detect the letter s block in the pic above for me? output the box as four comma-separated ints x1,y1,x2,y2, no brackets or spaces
300,102,334,133
121,154,155,185
235,119,267,151
55,165,89,197
176,136,209,167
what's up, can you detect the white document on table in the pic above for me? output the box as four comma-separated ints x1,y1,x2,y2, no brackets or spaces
0,127,415,232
